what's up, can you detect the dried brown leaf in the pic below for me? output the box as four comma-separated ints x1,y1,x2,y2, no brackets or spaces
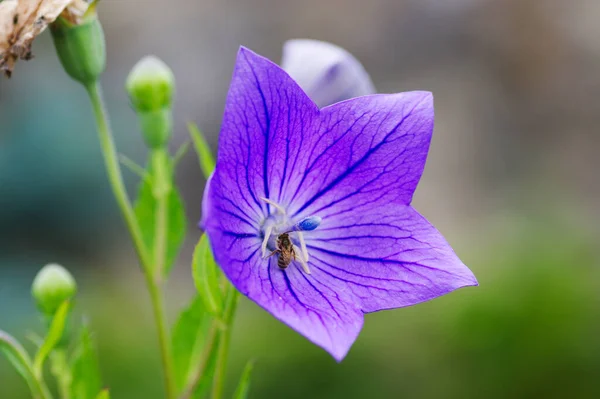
0,0,87,77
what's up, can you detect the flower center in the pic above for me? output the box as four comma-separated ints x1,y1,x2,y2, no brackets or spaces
259,197,321,275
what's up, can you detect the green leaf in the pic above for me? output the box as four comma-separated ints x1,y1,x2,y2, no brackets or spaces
70,323,102,399
0,329,37,393
96,389,110,399
193,234,224,316
233,360,255,399
172,296,212,391
173,140,191,167
119,154,148,180
33,300,71,377
188,122,215,178
134,160,187,276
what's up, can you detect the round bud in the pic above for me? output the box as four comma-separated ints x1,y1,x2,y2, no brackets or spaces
126,56,175,113
51,15,106,85
126,56,175,148
31,264,77,315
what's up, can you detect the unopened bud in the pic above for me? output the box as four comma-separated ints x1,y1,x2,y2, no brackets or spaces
31,264,77,315
126,56,175,148
50,5,106,85
126,56,175,113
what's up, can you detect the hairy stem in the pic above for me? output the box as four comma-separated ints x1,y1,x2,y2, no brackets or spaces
84,82,176,399
211,288,239,399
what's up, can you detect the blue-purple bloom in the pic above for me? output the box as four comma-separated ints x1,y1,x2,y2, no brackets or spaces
202,47,477,361
281,39,375,108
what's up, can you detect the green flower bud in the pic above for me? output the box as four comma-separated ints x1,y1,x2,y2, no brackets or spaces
126,56,175,113
31,263,77,316
126,56,175,149
50,1,106,85
50,4,106,85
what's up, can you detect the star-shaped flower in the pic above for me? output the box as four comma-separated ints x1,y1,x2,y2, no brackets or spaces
202,47,477,361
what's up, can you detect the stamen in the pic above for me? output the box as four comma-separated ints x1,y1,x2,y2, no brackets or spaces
261,224,273,258
260,197,286,215
296,231,310,262
258,197,316,275
293,244,311,274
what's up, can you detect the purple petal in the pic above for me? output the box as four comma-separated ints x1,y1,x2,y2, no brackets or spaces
285,91,434,218
205,48,364,359
205,46,319,229
207,225,363,361
281,39,376,108
306,205,477,313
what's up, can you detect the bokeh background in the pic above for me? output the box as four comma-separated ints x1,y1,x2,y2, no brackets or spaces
2,0,600,398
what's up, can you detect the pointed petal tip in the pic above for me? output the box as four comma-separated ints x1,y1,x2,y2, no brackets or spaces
236,46,263,65
311,332,354,363
237,45,253,55
330,344,352,362
455,262,479,288
405,90,433,107
450,267,479,291
465,272,479,287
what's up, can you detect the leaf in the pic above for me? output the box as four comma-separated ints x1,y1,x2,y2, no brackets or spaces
172,296,212,391
134,161,187,276
96,389,110,399
233,360,255,399
70,323,102,399
188,122,215,178
119,154,148,180
33,300,71,377
173,140,191,167
193,234,224,316
0,329,37,393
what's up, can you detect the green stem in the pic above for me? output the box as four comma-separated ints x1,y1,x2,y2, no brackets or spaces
84,82,151,269
84,82,176,399
180,324,219,399
211,287,239,399
145,272,177,399
151,149,171,277
28,377,53,399
50,350,71,399
149,148,177,398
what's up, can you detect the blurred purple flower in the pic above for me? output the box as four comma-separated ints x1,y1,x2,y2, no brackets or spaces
202,47,477,361
281,39,375,107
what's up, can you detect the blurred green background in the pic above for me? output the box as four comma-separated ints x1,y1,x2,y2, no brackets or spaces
2,0,600,398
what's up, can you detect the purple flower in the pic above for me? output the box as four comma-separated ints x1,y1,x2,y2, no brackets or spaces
202,47,477,361
280,39,375,108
